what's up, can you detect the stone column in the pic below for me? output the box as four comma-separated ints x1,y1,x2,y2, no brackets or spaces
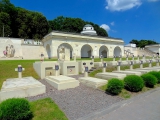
140,60,143,69
117,61,121,71
130,61,133,70
84,66,88,77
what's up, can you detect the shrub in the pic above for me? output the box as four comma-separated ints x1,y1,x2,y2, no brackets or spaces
148,71,160,83
141,73,157,87
124,75,144,92
107,78,124,95
0,98,33,120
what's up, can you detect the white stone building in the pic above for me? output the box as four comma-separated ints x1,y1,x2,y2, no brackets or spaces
43,24,124,59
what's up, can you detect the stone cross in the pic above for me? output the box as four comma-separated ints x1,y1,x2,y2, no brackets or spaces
84,66,88,77
132,55,134,61
113,55,116,61
156,59,159,66
15,65,25,78
130,61,133,70
73,53,76,61
137,55,140,61
100,55,103,62
91,56,94,62
55,65,59,76
119,55,122,61
149,59,152,67
126,55,128,61
102,62,107,73
140,60,143,69
117,61,121,71
143,54,145,60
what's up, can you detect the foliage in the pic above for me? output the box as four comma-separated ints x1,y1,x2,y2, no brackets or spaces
48,16,108,37
124,75,144,92
130,39,158,48
106,78,124,95
0,0,48,39
0,98,33,120
148,71,160,83
141,73,157,87
30,98,68,120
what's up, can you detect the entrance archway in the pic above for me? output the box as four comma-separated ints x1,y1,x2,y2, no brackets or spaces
46,44,51,59
57,43,73,58
114,46,122,57
81,44,93,58
99,46,109,58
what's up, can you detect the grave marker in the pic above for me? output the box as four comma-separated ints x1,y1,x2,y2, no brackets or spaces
15,65,25,78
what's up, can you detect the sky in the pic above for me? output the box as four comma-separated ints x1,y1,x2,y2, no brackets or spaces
10,0,160,44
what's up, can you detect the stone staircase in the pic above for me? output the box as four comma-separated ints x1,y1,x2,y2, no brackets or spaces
136,48,157,57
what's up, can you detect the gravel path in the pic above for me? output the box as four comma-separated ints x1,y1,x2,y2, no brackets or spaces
27,79,123,120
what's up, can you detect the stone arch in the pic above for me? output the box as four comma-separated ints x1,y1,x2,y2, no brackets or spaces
114,46,122,57
81,44,93,58
46,44,51,59
99,46,109,58
57,43,73,58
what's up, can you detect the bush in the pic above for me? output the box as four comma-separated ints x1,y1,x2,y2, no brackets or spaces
124,75,144,92
107,78,124,95
148,71,160,83
0,98,33,120
141,73,157,87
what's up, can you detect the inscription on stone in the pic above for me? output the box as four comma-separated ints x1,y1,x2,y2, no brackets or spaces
67,66,75,74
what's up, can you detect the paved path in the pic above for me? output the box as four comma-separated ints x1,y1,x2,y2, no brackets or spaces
77,87,160,120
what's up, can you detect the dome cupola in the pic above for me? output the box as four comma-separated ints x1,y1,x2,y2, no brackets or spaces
81,24,97,35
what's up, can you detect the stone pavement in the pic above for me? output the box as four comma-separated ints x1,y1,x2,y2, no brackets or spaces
77,87,160,120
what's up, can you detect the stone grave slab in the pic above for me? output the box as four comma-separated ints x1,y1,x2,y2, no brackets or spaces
79,77,107,89
125,69,149,74
45,75,79,90
95,72,126,80
0,77,46,101
113,70,142,76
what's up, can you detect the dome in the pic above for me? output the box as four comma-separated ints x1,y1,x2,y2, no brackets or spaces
81,24,97,36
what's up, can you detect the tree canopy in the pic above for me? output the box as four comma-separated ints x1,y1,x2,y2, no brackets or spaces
130,39,158,48
48,16,108,37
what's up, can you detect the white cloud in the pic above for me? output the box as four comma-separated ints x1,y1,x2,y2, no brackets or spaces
148,0,159,2
111,22,115,26
100,24,110,32
105,0,142,11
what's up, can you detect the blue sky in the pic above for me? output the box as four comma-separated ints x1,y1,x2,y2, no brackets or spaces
10,0,160,44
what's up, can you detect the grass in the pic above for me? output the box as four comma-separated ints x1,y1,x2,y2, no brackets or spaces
0,60,41,88
30,98,68,120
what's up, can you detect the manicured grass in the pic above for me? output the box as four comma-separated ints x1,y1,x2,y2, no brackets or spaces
30,98,68,120
0,60,40,88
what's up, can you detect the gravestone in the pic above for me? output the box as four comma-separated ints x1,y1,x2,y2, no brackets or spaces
156,59,159,66
102,62,107,73
149,59,152,67
15,65,25,78
91,55,94,62
117,61,121,71
137,55,140,61
126,55,128,61
130,61,133,70
113,55,116,61
100,55,103,62
84,66,88,77
140,60,143,68
132,55,134,61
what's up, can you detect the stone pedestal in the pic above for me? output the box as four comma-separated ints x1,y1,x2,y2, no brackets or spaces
0,77,46,101
117,66,120,71
45,75,79,90
102,67,106,73
84,72,88,77
140,64,143,69
130,65,133,70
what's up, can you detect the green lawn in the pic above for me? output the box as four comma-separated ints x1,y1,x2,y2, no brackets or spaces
30,98,68,120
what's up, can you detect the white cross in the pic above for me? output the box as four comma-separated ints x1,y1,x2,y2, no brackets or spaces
15,65,25,78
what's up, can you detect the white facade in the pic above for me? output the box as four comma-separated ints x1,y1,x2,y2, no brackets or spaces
145,44,160,54
42,31,124,58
